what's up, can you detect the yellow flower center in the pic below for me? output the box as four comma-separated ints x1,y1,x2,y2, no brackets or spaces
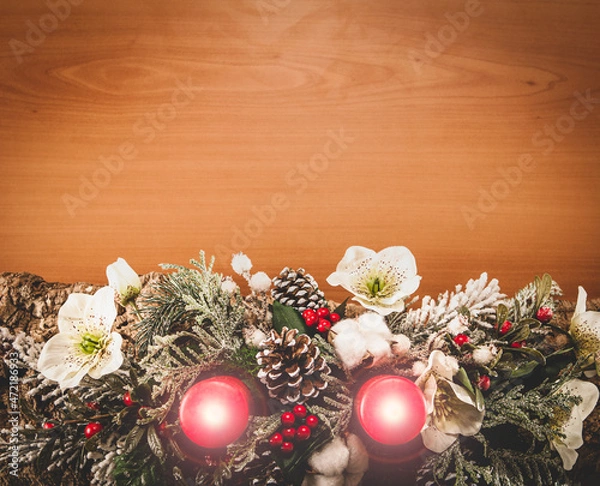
80,333,104,355
366,276,385,297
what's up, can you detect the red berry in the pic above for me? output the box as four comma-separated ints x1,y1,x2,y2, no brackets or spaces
123,391,134,407
282,427,296,440
477,375,491,391
316,307,330,319
293,404,307,419
536,307,553,324
329,312,341,323
296,425,311,441
84,422,103,439
269,432,283,448
317,319,331,333
281,441,294,454
302,309,318,326
42,422,55,429
499,320,512,335
305,415,319,429
453,334,470,346
86,402,100,410
510,341,523,349
281,412,295,426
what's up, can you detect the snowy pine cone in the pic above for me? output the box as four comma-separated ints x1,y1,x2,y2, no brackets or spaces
271,268,327,313
256,327,330,404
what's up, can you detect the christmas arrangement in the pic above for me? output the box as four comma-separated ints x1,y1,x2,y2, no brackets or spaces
1,246,599,486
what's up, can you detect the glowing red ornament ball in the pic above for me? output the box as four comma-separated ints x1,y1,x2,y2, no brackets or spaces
355,375,427,445
179,376,251,449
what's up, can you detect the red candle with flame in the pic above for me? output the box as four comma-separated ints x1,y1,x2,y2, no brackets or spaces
179,376,251,449
355,375,427,445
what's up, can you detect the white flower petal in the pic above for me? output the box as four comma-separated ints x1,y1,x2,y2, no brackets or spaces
554,443,579,471
421,424,458,453
57,293,91,333
106,258,141,304
85,286,117,334
88,332,123,379
575,286,588,316
37,333,91,389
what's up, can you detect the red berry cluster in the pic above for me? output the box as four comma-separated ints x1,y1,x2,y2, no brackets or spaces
269,405,319,454
453,334,470,346
302,307,340,334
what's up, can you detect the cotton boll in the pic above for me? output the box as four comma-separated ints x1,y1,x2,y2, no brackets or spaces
249,271,271,293
391,333,411,356
333,329,368,369
364,334,392,366
331,319,359,336
345,434,369,475
358,312,392,339
473,345,497,365
308,437,350,477
302,474,345,486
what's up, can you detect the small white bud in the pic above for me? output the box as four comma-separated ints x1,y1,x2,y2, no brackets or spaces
231,252,252,275
249,271,271,293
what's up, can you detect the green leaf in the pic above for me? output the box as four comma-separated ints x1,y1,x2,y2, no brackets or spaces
535,274,553,308
510,360,540,379
518,318,542,330
455,367,475,395
333,298,349,319
272,301,308,334
496,304,509,327
124,425,146,454
147,425,165,462
510,346,546,365
503,323,530,343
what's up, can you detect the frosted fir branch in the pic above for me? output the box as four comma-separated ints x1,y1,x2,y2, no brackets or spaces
504,278,562,322
400,273,505,335
229,414,281,474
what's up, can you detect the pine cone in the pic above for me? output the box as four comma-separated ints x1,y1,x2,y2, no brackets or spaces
271,268,327,313
256,327,330,404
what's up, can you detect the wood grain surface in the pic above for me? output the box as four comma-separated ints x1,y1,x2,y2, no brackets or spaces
0,0,599,302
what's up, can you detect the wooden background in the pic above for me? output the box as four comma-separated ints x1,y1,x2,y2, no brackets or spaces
0,0,598,302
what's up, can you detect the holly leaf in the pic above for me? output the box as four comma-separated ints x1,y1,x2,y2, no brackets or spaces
509,346,546,365
496,304,509,328
333,298,349,319
272,301,308,334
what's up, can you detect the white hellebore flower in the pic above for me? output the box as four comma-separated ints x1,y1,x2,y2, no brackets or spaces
551,379,599,470
330,312,410,370
569,286,600,375
327,246,421,316
106,257,141,306
37,286,123,390
416,350,484,453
